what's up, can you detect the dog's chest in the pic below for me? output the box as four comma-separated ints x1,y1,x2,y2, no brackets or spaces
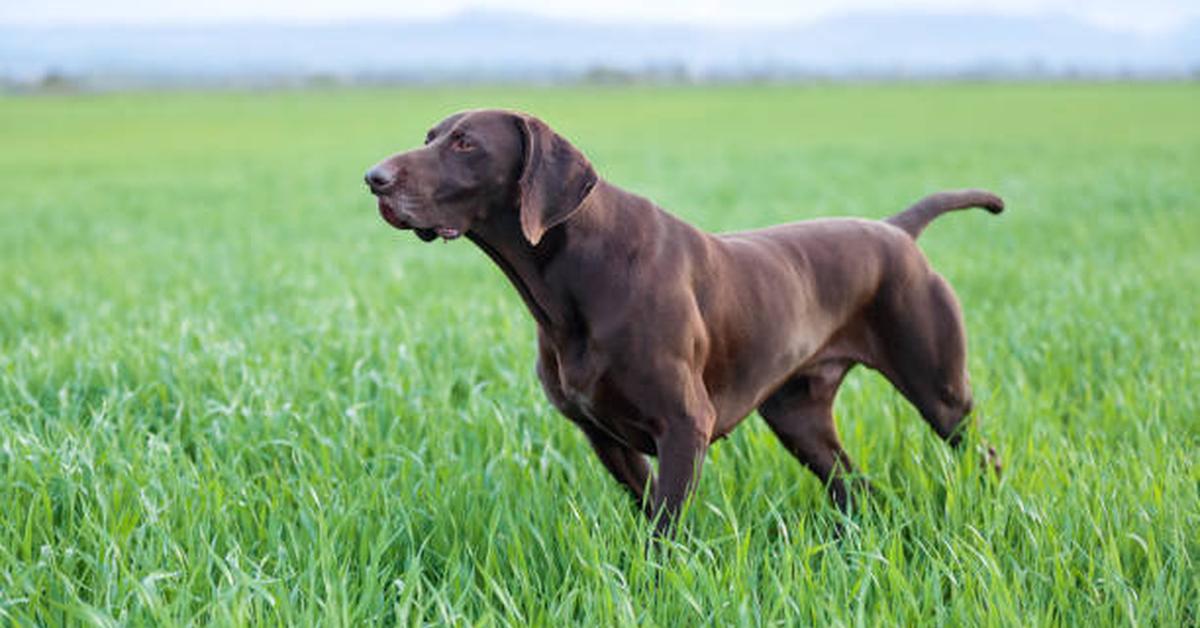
544,348,658,454
556,353,608,418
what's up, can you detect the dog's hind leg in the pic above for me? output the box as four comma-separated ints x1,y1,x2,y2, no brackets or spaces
758,361,866,511
883,273,975,444
871,272,1001,473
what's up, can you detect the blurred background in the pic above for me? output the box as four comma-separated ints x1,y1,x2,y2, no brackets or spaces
3,0,1198,90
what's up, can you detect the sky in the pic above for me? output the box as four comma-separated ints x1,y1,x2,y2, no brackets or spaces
2,0,1197,33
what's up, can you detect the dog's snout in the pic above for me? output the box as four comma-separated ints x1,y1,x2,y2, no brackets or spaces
365,167,394,191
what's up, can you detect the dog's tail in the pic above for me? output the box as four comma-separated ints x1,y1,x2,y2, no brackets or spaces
885,189,1004,239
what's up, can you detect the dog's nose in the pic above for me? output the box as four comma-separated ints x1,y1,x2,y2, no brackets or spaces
364,167,393,191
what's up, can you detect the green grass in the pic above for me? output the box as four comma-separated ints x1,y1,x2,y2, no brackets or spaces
1,83,1197,625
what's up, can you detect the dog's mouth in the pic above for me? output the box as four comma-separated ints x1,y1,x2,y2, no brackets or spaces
376,196,462,242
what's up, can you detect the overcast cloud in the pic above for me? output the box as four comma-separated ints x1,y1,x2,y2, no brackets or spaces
2,0,1197,33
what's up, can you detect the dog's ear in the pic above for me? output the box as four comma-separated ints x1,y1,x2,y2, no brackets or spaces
515,115,598,246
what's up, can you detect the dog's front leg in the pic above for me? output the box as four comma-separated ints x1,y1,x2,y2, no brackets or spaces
650,408,714,536
577,421,656,510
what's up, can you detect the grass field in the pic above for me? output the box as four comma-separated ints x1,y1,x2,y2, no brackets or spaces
1,83,1198,625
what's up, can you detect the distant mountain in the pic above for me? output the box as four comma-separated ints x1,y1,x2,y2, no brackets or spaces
1,9,1196,86
767,12,1189,72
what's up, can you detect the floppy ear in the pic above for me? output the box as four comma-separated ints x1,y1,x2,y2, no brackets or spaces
515,115,598,246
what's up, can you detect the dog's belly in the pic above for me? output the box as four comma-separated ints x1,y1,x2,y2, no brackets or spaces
705,332,829,432
701,284,850,428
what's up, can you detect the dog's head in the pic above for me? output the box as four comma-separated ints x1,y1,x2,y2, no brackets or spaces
365,110,598,245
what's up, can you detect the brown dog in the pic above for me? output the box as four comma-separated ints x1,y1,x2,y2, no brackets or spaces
365,109,1002,533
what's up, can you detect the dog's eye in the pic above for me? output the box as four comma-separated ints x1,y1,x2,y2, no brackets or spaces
451,136,474,152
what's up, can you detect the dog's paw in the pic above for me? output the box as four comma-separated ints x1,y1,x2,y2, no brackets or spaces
978,442,1003,477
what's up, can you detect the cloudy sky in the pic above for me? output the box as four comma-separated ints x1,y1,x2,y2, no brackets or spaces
3,0,1197,33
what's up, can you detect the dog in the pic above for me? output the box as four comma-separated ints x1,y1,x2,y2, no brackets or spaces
365,109,1002,533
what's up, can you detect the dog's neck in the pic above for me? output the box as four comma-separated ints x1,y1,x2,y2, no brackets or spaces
466,182,623,339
